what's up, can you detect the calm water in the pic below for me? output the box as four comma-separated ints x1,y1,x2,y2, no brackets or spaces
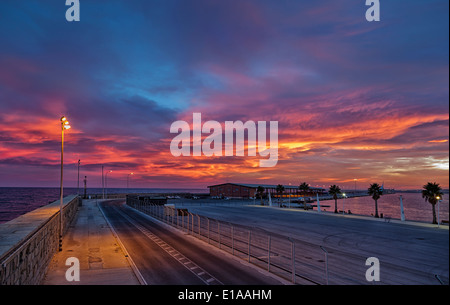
0,187,208,224
317,192,449,224
0,188,448,225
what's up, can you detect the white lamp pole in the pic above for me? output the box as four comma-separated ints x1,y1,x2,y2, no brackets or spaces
105,170,112,198
77,159,80,195
342,193,346,214
399,195,405,221
316,193,321,212
436,196,441,227
102,165,104,199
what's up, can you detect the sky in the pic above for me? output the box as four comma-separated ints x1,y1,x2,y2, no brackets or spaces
0,0,448,190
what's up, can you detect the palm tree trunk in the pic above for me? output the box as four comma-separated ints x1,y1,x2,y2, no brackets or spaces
334,198,338,213
374,199,379,218
432,203,437,224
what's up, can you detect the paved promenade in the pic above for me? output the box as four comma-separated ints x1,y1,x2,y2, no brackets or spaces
41,199,140,285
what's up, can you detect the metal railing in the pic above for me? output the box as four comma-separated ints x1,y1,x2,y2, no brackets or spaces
126,197,449,285
127,198,331,284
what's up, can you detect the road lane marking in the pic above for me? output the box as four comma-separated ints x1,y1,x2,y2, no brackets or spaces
119,210,223,285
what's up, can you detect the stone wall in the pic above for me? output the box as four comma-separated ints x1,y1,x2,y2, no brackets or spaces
0,195,79,285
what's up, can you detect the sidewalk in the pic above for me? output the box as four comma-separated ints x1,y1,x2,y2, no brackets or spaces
41,199,140,285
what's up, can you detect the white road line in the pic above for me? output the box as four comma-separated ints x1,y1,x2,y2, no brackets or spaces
119,210,223,285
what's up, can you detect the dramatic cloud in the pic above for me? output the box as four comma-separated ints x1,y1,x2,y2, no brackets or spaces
0,0,448,190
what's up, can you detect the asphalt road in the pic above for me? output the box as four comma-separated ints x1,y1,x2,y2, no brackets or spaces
182,204,449,285
99,200,284,285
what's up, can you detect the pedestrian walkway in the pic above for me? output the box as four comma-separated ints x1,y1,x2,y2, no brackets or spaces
41,199,140,285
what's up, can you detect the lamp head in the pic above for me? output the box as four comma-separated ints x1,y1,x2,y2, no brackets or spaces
61,116,71,130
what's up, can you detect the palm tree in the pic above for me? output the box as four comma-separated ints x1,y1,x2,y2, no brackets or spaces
299,182,310,194
276,184,285,207
256,186,265,205
422,182,444,224
298,182,310,210
328,185,342,213
368,183,383,218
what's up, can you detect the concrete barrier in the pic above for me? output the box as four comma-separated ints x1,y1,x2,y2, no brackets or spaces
0,195,79,285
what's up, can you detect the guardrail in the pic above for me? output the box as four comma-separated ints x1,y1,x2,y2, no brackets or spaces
127,197,330,284
125,196,450,285
126,198,450,285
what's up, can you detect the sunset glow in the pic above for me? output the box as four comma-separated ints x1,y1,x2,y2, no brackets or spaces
0,1,448,190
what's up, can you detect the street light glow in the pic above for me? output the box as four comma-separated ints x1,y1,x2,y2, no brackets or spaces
59,115,71,251
61,116,71,130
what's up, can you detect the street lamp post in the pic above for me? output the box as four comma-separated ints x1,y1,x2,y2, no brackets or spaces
105,170,112,198
436,196,441,227
342,193,346,214
59,116,71,251
127,172,134,189
83,176,87,199
77,159,80,195
102,165,104,199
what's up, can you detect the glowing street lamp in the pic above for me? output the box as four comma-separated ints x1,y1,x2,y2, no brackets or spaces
59,116,71,251
127,172,134,189
342,192,347,214
436,195,442,227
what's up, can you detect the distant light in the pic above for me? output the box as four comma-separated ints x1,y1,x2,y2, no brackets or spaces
64,125,71,130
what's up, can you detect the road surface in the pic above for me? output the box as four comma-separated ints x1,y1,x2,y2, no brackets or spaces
182,204,449,285
99,200,284,285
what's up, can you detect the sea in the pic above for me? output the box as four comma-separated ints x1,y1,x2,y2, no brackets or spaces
0,187,208,224
316,191,449,224
0,187,448,225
